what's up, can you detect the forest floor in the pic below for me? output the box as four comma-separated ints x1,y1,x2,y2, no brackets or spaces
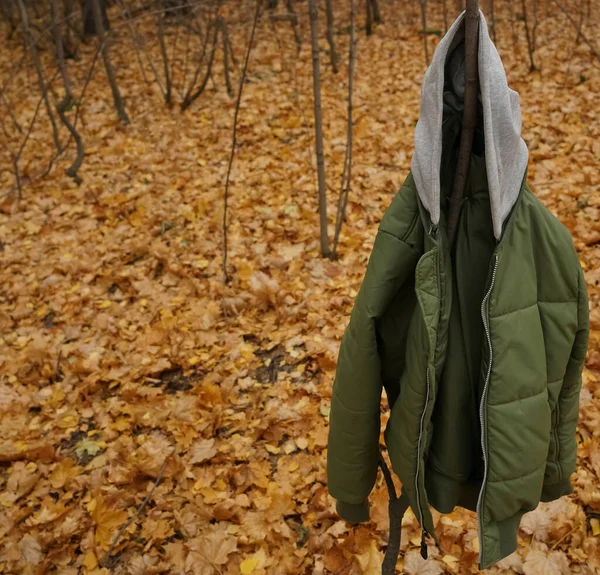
0,1,599,574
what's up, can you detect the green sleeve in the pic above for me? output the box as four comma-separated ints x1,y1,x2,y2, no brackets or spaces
327,180,422,519
542,267,589,501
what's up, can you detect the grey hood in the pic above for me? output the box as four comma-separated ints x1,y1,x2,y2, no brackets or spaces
410,11,529,240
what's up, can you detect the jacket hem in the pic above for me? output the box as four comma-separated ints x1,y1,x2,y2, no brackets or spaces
540,477,573,502
335,499,370,523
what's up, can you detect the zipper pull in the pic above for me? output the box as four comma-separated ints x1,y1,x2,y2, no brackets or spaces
420,529,428,560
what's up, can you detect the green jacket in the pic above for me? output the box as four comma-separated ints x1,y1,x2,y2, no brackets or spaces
327,12,589,570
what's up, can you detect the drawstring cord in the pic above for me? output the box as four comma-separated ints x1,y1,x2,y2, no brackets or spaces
378,451,412,574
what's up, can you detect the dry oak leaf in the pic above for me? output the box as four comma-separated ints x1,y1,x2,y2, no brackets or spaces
89,492,129,550
523,548,570,575
189,438,217,464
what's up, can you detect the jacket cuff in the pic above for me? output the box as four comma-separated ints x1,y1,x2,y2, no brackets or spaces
336,499,370,523
541,477,573,502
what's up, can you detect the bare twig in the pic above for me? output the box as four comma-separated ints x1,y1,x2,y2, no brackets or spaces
520,0,537,71
158,8,173,104
332,0,356,256
308,0,330,257
182,16,220,110
532,0,538,50
562,0,585,86
419,0,429,65
92,0,130,123
0,91,23,134
442,0,448,33
220,16,234,97
447,0,480,245
52,0,84,182
17,0,62,152
551,0,600,61
325,0,338,72
488,0,497,43
223,0,261,282
102,458,169,567
114,0,153,87
285,0,302,50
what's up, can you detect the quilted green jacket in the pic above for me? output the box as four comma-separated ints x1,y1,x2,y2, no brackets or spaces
327,12,589,570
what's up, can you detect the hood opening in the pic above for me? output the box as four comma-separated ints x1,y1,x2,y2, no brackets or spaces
410,11,529,241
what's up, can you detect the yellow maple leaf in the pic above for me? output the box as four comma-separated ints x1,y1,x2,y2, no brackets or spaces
356,540,381,575
90,493,129,550
50,458,82,489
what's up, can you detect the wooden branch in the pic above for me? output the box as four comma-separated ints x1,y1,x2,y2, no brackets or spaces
223,0,261,282
308,0,330,257
419,0,429,65
52,0,85,182
550,0,600,61
332,0,355,256
17,0,62,152
181,17,219,111
442,0,448,32
220,16,234,97
488,0,497,43
520,0,537,71
0,91,22,134
115,0,154,88
102,458,169,567
371,0,382,23
325,0,338,72
562,0,585,86
284,0,302,50
158,8,172,105
447,0,480,245
92,0,130,124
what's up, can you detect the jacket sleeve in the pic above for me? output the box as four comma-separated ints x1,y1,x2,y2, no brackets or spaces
327,181,422,522
542,266,589,501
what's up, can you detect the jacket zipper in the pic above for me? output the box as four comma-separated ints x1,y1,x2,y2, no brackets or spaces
415,363,431,552
476,254,499,567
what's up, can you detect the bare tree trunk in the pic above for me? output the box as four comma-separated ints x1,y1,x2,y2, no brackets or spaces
325,0,338,72
52,0,84,182
419,0,429,65
116,0,152,87
532,0,538,49
332,0,355,256
220,17,234,97
181,21,220,111
17,0,62,152
520,0,537,71
158,10,172,105
442,0,448,32
372,0,382,22
562,0,585,85
308,0,330,258
223,0,261,283
285,0,302,50
551,0,599,61
1,91,22,134
447,0,480,245
366,0,373,35
91,0,130,123
488,0,497,43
